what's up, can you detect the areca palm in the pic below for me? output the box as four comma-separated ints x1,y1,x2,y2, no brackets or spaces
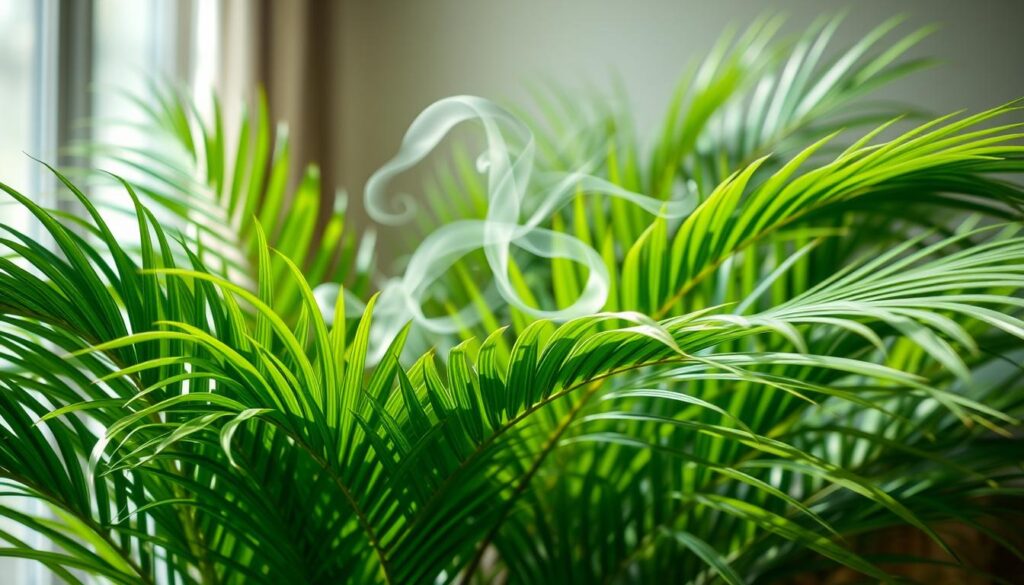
1,15,1023,585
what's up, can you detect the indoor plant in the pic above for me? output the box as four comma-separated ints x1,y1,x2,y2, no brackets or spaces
1,16,1022,584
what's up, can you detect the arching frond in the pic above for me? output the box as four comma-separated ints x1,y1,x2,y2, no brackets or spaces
82,82,373,318
1,14,1023,585
2,166,1023,581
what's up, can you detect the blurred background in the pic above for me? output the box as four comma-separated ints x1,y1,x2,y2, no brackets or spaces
2,0,1024,239
0,1,1022,581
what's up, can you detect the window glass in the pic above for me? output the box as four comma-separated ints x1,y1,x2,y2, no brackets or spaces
91,0,218,243
92,0,181,242
0,0,37,236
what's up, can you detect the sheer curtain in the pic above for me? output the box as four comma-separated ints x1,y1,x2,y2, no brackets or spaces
216,0,348,231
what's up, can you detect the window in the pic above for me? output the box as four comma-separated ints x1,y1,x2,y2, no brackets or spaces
0,2,216,582
0,0,45,239
91,0,203,241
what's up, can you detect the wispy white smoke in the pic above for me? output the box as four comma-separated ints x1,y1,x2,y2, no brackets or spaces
315,96,696,363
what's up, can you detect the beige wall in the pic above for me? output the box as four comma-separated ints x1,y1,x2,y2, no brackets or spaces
332,0,1024,200
222,0,1024,242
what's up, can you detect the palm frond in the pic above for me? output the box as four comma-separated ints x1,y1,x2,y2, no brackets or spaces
2,14,1024,585
82,82,373,318
3,164,1023,581
394,16,976,350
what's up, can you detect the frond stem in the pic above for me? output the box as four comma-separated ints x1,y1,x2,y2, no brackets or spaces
460,380,604,583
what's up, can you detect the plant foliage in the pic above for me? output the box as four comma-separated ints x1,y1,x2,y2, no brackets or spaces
1,15,1023,585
